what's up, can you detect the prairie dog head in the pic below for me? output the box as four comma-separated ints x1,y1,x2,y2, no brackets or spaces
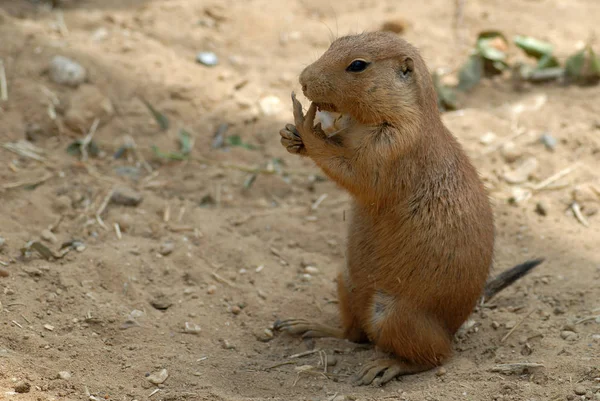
299,32,436,127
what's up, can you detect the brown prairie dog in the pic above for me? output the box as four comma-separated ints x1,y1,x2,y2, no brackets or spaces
276,31,543,386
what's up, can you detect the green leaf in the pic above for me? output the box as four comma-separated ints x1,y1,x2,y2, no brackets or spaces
476,31,508,63
226,135,256,150
151,145,187,161
178,129,193,155
432,73,458,111
536,53,560,70
141,98,169,131
457,54,484,91
565,48,586,78
66,139,100,157
514,35,553,59
590,47,600,75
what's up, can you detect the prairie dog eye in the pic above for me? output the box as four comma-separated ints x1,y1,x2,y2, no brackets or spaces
346,59,370,73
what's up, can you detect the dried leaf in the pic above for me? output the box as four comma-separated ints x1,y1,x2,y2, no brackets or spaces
457,54,484,91
141,98,169,131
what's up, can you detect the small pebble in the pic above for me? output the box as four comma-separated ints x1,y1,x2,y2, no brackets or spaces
196,51,219,66
573,385,587,396
41,229,58,244
259,95,283,116
435,367,447,376
49,56,87,87
560,330,578,341
380,17,410,34
500,141,522,163
52,195,72,212
158,241,175,256
540,133,557,151
505,321,516,330
14,381,31,393
479,132,497,145
304,266,319,274
115,213,134,232
150,295,172,311
300,274,312,282
44,324,55,331
256,328,274,342
231,305,241,315
326,355,338,367
146,369,168,385
110,187,143,206
491,321,500,330
221,339,235,349
535,201,548,216
57,371,71,380
184,322,201,334
592,334,600,342
257,290,267,300
207,285,217,295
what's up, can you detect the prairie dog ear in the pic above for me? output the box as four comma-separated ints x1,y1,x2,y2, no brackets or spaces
399,57,414,77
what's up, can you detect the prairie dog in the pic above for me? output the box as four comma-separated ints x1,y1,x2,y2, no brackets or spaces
277,31,543,386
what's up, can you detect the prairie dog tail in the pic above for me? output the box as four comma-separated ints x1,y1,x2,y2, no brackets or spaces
483,258,545,302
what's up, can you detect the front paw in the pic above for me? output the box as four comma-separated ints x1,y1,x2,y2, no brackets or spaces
279,123,306,155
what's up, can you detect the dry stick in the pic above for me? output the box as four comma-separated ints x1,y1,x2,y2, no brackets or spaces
477,126,527,158
163,203,171,223
95,188,115,230
531,163,581,192
289,349,322,359
501,309,536,342
490,363,544,373
453,0,466,46
311,193,328,210
56,11,69,36
114,223,122,239
210,272,236,288
571,202,590,227
0,58,7,102
2,173,53,190
575,314,600,324
264,361,297,370
80,118,100,162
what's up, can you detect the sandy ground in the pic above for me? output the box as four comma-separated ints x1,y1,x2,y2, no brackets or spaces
0,0,599,400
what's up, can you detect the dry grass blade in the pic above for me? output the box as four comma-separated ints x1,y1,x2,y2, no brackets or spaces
490,363,544,373
532,163,580,191
571,202,590,227
0,58,7,102
289,349,322,359
501,309,536,342
80,118,100,162
3,140,46,162
3,172,53,190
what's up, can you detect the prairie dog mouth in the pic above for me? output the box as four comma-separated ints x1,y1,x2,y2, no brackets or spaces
315,102,338,113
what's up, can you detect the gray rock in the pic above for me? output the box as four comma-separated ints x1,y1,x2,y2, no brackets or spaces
49,56,87,87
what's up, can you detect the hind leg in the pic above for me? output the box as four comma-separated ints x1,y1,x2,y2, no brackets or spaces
275,271,368,342
352,292,452,385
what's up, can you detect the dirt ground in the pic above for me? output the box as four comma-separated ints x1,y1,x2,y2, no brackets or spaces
0,0,599,400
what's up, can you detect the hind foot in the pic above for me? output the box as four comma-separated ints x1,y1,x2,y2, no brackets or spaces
274,318,344,339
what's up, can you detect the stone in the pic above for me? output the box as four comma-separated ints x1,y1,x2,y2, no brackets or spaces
110,187,143,206
196,51,218,66
64,84,114,132
49,56,86,87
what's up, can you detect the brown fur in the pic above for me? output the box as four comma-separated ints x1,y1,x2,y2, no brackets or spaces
277,32,538,383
